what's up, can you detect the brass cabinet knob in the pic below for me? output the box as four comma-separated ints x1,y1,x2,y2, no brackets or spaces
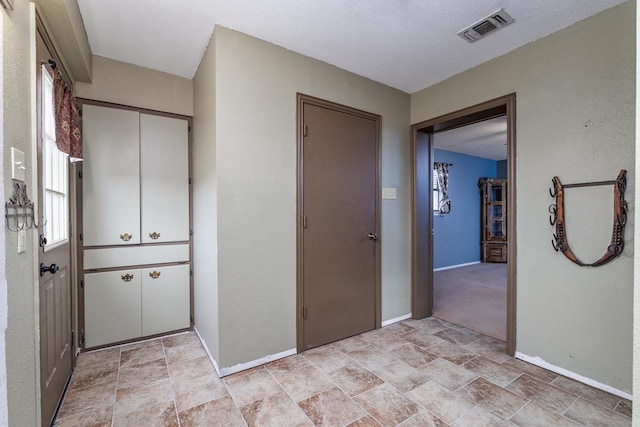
149,271,161,279
149,232,161,240
121,273,134,282
120,233,133,241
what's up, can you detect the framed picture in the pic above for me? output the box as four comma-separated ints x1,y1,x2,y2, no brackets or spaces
0,0,13,10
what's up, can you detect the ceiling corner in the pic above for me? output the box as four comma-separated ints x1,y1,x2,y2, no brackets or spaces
36,0,93,83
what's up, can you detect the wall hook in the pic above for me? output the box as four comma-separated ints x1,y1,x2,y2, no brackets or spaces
549,170,627,267
548,204,557,226
5,182,40,232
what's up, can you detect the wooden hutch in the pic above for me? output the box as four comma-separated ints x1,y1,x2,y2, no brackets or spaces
479,178,507,263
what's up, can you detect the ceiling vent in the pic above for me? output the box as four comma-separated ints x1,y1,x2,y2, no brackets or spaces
457,9,515,43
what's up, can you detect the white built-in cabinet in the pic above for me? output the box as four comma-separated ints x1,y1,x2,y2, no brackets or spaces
81,103,191,348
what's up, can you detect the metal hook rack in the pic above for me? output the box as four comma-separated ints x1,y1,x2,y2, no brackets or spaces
5,182,42,232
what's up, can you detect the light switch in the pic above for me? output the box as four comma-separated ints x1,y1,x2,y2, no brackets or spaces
17,229,26,254
382,187,397,200
11,147,26,182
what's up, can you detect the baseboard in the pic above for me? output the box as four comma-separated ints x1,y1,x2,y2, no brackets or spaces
194,327,221,376
433,261,481,272
515,352,632,401
217,348,298,377
381,313,412,327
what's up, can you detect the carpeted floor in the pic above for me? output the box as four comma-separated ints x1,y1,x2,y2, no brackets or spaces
433,262,507,341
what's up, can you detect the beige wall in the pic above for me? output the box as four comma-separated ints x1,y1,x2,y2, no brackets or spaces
3,2,39,425
634,0,639,419
75,55,193,116
412,2,634,393
208,27,411,368
193,32,219,362
0,1,6,407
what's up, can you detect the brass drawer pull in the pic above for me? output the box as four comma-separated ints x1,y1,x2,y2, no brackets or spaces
121,273,134,282
149,271,161,279
149,232,161,240
120,233,133,241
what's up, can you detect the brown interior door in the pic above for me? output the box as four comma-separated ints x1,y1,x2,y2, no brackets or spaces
301,99,379,350
37,32,73,426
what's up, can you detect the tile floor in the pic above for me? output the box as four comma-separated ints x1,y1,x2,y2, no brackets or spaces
53,317,632,426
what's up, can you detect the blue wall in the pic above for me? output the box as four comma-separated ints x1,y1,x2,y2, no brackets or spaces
497,160,508,178
433,149,498,269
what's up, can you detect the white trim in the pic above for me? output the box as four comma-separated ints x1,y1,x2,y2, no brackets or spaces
193,328,298,378
194,327,221,376
381,313,412,327
218,348,297,377
515,352,632,401
433,261,481,272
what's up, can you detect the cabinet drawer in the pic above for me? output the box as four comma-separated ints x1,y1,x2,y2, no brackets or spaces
85,270,142,348
142,264,190,336
484,243,507,263
84,244,190,270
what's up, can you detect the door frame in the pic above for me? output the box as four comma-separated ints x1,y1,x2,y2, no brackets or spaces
35,12,77,425
296,93,382,351
411,93,517,355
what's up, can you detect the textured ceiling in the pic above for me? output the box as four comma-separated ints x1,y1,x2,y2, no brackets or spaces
434,117,507,161
76,0,626,93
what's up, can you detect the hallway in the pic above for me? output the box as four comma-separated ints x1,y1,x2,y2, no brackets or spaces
54,318,631,426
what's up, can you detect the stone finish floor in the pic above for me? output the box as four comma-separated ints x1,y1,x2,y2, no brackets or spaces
53,317,632,426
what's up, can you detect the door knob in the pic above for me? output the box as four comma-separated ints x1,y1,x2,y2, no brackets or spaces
40,263,59,277
367,233,378,240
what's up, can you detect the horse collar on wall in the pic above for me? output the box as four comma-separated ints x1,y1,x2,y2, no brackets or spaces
549,169,627,267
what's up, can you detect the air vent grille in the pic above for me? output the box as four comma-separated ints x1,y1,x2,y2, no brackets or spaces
473,20,498,36
457,9,514,43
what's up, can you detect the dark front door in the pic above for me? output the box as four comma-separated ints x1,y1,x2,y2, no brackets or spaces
300,97,380,350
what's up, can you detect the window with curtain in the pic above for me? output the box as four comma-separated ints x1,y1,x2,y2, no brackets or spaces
42,66,69,246
433,169,442,212
433,162,451,214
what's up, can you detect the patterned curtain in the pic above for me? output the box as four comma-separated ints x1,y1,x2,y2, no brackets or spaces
434,162,451,214
53,72,82,160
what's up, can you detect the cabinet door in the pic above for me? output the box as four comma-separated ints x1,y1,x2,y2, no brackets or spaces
140,114,189,243
84,270,142,348
82,105,140,246
141,264,190,336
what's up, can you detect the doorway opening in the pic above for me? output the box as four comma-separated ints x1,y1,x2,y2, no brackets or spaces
432,116,507,341
411,94,516,355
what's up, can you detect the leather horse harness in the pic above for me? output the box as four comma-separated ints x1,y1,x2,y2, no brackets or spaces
549,170,627,267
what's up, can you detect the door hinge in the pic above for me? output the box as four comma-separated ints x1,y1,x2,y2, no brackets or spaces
80,329,85,346
71,329,74,345
303,124,308,137
79,233,83,241
78,170,82,179
189,178,192,184
190,269,193,277
188,125,192,132
189,229,193,237
190,315,194,324
302,216,308,228
303,306,308,320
